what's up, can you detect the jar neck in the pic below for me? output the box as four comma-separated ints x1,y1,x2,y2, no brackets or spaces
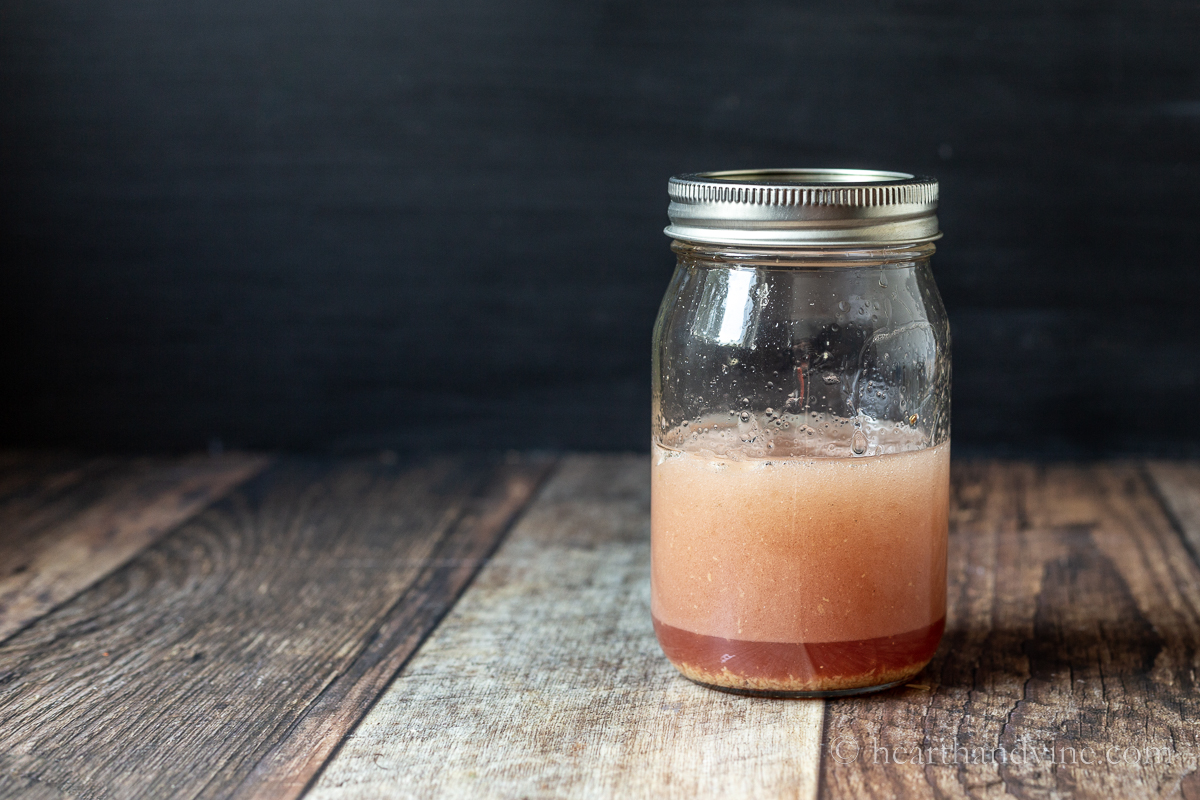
670,239,935,269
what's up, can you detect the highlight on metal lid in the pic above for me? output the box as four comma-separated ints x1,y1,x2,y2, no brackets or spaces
664,168,940,247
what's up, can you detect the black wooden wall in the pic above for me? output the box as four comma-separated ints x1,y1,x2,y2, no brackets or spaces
2,0,1198,456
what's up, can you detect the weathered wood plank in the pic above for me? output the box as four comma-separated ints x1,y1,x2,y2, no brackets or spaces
230,456,553,800
0,453,270,644
309,454,825,800
0,455,549,800
820,461,1200,799
1146,462,1200,565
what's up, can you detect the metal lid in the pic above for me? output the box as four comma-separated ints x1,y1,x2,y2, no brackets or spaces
665,168,940,246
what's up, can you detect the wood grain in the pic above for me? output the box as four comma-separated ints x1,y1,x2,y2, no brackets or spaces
0,455,549,800
230,456,552,800
309,454,825,800
0,453,269,644
1146,462,1200,563
820,461,1200,799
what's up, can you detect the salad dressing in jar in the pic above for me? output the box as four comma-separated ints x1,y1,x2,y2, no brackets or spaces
651,169,951,697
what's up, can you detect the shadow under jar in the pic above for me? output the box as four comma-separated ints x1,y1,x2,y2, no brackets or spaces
651,169,951,697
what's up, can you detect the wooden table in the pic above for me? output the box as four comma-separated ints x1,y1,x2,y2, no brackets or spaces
2,453,1199,799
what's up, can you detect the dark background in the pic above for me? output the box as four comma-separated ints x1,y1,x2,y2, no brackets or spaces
2,0,1198,457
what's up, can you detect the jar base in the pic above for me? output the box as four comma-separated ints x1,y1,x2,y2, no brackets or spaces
684,676,909,699
653,615,944,696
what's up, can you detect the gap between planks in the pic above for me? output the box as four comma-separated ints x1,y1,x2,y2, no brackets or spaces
1146,461,1200,566
229,456,555,800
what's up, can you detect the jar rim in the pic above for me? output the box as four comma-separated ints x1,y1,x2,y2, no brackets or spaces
665,168,941,247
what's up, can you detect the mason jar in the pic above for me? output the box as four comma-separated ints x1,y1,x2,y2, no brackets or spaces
650,169,951,697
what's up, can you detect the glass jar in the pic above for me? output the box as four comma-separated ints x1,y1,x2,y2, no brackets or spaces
651,169,951,697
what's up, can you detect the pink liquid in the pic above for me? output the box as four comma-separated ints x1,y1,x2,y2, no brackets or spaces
652,616,945,695
651,438,949,693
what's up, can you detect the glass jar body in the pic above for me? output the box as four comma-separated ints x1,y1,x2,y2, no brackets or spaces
650,241,951,697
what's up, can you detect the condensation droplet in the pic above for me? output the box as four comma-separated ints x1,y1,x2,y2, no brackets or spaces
851,430,868,455
878,274,889,287
739,411,751,422
822,373,839,385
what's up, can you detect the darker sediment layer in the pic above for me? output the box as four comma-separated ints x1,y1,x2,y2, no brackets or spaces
653,615,944,694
